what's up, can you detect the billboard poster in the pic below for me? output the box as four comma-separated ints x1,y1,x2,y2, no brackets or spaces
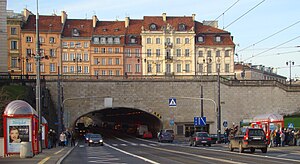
7,118,31,153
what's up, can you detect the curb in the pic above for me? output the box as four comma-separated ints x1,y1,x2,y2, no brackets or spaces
56,143,77,164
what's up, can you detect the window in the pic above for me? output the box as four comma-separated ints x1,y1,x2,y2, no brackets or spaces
84,66,89,73
136,64,141,73
101,48,106,53
125,49,131,57
100,37,106,44
115,48,120,54
150,23,157,30
198,63,203,73
49,37,55,43
26,49,32,56
94,58,99,65
62,53,68,62
84,42,89,48
185,38,190,44
70,66,75,73
70,53,75,61
156,49,160,57
11,41,17,50
114,38,120,44
225,64,230,73
156,38,160,44
101,70,106,75
130,37,136,43
11,57,18,68
216,64,221,72
84,53,89,61
166,64,171,73
216,50,220,57
116,58,120,65
108,48,113,53
102,58,106,65
126,64,131,72
225,50,231,57
26,63,33,72
93,37,99,44
39,37,44,43
177,64,182,73
116,70,120,76
62,42,68,48
76,42,81,48
70,42,75,48
176,49,181,57
198,36,204,42
166,38,171,43
50,63,56,72
94,48,99,53
39,49,44,56
107,37,113,44
108,70,113,75
198,50,203,57
147,49,152,57
108,58,113,65
40,63,45,72
135,49,140,57
179,24,186,31
63,66,68,73
147,38,151,44
176,38,181,44
147,64,152,73
26,36,32,42
156,64,161,73
166,49,171,58
185,49,190,57
11,27,17,35
50,49,55,57
185,64,190,72
215,36,221,42
76,53,82,60
207,64,212,73
207,50,211,57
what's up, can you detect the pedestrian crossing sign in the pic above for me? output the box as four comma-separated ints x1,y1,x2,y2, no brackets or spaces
169,98,177,107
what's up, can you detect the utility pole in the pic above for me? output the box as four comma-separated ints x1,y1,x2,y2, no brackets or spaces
217,64,221,143
286,61,294,86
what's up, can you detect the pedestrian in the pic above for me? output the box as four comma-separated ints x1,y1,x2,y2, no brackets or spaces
71,131,76,146
47,129,53,149
52,130,57,148
59,132,66,147
280,130,285,147
275,130,280,147
295,130,300,146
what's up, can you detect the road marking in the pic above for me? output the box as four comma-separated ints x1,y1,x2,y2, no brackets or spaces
106,144,160,164
37,156,50,164
54,148,65,155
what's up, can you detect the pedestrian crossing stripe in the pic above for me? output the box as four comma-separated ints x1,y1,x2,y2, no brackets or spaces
169,98,177,107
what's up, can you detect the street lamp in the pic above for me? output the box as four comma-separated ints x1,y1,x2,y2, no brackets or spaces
286,61,294,86
73,57,82,76
217,59,221,143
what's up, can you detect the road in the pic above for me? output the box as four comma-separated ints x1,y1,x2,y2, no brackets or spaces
62,130,300,164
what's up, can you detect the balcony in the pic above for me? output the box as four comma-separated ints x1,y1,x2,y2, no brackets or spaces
165,55,173,61
164,42,173,48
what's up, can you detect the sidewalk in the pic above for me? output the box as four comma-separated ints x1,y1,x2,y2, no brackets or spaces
0,145,75,164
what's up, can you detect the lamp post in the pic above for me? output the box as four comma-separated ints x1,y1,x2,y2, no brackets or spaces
286,61,294,86
73,57,82,76
217,61,221,143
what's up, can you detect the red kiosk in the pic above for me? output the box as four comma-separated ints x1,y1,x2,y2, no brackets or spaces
251,113,284,144
41,117,48,149
3,100,40,156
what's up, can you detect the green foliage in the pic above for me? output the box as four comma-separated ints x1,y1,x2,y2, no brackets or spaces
284,117,300,129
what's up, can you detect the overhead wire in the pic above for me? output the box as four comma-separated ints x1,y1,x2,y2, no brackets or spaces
238,20,300,52
224,0,266,29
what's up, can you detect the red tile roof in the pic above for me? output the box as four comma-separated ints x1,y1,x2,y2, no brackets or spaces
62,19,93,37
22,15,63,32
126,19,143,34
93,21,126,35
143,16,194,31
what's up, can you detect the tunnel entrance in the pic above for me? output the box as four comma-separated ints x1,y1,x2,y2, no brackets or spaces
73,107,162,138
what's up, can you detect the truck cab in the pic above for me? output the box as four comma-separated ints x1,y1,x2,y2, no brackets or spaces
229,128,268,153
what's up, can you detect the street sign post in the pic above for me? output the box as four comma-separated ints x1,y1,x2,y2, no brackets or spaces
169,98,177,107
194,117,206,126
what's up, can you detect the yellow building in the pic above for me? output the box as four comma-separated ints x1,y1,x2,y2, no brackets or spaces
7,10,23,76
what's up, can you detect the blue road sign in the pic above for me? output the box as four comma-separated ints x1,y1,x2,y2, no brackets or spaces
194,117,199,126
288,123,294,129
170,120,174,126
223,120,228,127
200,117,206,126
169,98,177,107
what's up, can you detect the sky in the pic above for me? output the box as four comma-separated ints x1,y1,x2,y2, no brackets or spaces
7,0,300,80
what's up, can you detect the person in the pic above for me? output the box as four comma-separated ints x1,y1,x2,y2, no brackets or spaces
9,127,21,143
295,130,300,146
71,131,76,146
47,129,53,149
280,130,286,147
59,132,66,147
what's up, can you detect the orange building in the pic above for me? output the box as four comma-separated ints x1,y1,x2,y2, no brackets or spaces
20,9,64,77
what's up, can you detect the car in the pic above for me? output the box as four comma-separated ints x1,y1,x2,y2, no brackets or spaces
210,134,225,144
142,131,153,139
84,133,93,143
190,132,212,147
88,134,104,146
158,131,174,143
229,128,268,153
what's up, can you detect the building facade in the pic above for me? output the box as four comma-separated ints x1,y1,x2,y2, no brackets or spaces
0,0,8,73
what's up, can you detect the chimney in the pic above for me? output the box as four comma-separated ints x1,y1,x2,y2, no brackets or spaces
93,15,98,28
125,17,130,28
23,8,33,22
61,11,67,24
192,14,196,21
162,13,167,22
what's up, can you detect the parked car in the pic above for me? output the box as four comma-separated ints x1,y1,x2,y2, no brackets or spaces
158,131,174,143
142,131,153,139
210,134,225,144
190,132,212,147
229,128,268,153
88,134,104,146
